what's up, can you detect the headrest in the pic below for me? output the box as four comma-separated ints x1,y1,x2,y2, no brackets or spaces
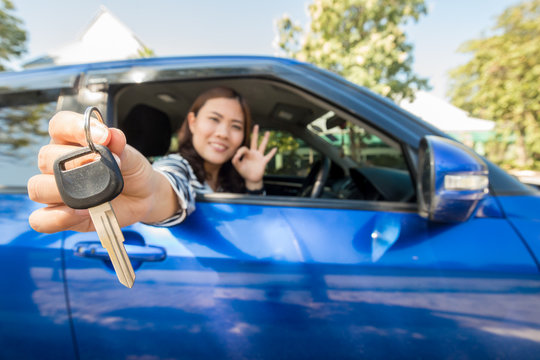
122,104,172,157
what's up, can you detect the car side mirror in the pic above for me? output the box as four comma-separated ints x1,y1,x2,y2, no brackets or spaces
417,136,489,222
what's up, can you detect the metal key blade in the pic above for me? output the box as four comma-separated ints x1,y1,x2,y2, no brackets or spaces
88,202,135,288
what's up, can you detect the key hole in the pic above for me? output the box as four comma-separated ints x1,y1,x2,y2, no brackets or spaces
62,153,102,171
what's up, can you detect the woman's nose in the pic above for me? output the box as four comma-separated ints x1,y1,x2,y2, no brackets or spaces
214,122,229,138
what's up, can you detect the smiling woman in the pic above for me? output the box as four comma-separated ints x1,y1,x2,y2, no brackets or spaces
150,86,277,226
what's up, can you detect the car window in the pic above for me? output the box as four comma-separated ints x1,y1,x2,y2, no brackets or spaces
113,78,414,202
258,111,413,201
264,130,321,178
301,111,414,201
308,111,407,170
0,102,56,188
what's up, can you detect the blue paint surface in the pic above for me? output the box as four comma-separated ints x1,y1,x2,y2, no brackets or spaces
0,195,75,359
59,201,540,359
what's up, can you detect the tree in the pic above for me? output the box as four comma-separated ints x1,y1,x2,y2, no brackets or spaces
0,103,52,161
275,0,429,102
448,0,540,170
0,0,27,71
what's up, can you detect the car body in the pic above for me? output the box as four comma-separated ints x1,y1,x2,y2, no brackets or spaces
1,56,539,359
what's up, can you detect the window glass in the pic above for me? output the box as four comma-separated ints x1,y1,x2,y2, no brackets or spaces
264,130,321,177
307,111,407,170
0,102,56,187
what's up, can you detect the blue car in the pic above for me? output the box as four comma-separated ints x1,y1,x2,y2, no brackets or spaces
1,56,539,359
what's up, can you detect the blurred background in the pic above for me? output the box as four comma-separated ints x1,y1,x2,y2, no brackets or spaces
1,0,538,184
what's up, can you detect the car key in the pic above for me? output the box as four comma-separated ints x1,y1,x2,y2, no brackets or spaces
53,107,135,288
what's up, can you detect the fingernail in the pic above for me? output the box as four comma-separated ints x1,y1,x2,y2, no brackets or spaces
91,124,109,144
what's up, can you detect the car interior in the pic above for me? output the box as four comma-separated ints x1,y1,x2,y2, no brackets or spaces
111,78,416,203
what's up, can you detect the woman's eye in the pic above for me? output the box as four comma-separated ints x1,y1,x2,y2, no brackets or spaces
209,117,219,123
232,125,243,131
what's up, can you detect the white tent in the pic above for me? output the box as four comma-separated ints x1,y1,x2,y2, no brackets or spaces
400,91,495,133
24,6,148,68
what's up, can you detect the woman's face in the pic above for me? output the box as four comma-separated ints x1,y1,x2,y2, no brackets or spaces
188,97,245,167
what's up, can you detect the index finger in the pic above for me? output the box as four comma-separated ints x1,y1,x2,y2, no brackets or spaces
258,131,270,153
49,111,111,147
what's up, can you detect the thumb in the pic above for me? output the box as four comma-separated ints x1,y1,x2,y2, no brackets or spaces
118,143,150,176
104,128,127,170
107,128,127,156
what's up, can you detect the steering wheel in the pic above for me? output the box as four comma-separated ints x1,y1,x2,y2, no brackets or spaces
299,156,331,198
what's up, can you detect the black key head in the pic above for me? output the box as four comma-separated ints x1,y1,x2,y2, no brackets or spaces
53,145,124,209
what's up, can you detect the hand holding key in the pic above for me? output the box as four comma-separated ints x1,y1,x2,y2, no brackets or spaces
28,108,181,285
28,110,179,233
52,108,135,287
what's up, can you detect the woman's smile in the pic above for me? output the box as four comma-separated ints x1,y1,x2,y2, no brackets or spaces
209,140,228,152
188,97,245,168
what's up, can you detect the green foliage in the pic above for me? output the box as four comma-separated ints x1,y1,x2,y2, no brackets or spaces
137,45,155,58
0,0,27,71
448,0,540,170
265,131,304,175
0,102,53,160
275,0,429,101
267,130,300,154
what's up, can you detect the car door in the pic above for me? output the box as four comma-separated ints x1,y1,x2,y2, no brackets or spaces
62,183,540,359
63,106,540,360
61,59,540,359
0,82,77,359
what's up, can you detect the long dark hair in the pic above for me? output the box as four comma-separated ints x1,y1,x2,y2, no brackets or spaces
177,86,252,193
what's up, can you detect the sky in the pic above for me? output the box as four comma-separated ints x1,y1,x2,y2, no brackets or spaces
12,0,520,99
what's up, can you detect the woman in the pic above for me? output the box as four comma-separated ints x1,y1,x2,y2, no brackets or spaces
27,87,276,233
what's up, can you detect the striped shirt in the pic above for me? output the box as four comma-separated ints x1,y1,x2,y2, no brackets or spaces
151,154,213,226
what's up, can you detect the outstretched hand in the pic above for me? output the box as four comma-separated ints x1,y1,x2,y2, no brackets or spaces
27,111,178,233
232,125,277,190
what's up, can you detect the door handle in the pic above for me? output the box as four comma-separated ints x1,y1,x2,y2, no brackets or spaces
74,241,167,262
